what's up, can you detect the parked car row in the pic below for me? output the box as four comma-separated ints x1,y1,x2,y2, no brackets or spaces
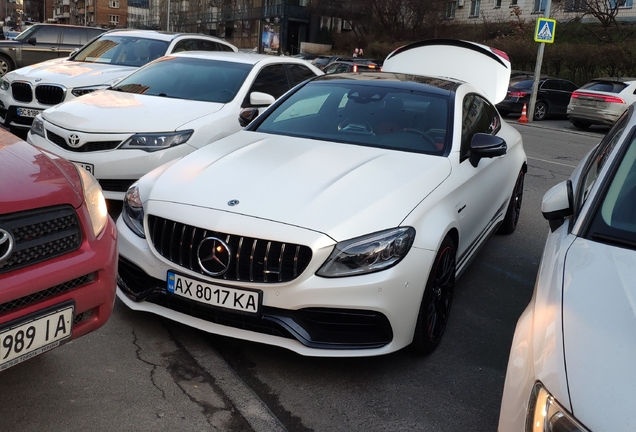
2,31,634,431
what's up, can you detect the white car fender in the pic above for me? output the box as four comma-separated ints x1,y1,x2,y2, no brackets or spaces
498,222,576,431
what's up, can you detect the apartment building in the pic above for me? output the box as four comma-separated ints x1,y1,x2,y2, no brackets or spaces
49,0,127,28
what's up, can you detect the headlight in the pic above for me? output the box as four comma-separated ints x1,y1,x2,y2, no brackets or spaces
316,227,415,277
30,116,45,138
76,166,108,237
526,382,590,432
71,84,111,97
0,78,9,91
122,184,145,238
120,130,193,152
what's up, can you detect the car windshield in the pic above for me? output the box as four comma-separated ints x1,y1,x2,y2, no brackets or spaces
255,81,450,155
590,132,636,246
72,35,169,67
13,25,38,41
111,56,252,103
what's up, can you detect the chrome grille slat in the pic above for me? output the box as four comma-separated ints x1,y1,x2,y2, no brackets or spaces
147,216,311,284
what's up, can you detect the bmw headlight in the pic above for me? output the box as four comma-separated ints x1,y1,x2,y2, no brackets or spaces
71,84,111,97
76,166,108,237
30,115,45,138
120,130,193,152
526,382,590,432
122,184,145,238
0,78,9,91
317,227,415,277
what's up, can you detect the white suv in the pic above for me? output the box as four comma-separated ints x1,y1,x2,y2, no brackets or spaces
0,29,237,133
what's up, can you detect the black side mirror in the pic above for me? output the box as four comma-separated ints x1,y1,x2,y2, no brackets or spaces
239,108,259,127
469,133,507,167
27,37,36,45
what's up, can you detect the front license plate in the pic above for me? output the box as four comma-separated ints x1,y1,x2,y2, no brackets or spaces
73,162,94,175
16,107,42,118
167,271,261,314
0,304,74,371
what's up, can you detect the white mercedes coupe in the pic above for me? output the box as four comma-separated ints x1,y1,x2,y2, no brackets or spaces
116,40,527,357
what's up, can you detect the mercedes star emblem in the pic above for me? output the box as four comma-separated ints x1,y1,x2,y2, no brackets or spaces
228,199,239,206
197,237,231,276
0,228,14,266
68,134,81,148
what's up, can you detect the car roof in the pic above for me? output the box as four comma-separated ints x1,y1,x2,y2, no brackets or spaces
169,51,317,66
590,77,636,83
102,29,232,44
312,72,458,96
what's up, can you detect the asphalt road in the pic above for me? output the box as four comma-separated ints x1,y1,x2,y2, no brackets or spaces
0,119,606,432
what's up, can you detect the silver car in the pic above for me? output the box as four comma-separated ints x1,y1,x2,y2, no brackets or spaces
567,77,636,129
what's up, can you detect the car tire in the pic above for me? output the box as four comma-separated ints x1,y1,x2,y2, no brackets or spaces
533,101,548,121
571,119,591,130
498,169,525,235
0,54,13,76
411,235,456,355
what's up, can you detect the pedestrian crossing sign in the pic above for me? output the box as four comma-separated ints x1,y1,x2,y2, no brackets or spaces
535,18,556,43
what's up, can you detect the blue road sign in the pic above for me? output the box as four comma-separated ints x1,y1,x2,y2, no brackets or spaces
535,18,556,43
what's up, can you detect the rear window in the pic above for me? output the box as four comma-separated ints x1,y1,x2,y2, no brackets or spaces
73,35,169,67
511,79,534,90
255,82,450,156
581,81,628,93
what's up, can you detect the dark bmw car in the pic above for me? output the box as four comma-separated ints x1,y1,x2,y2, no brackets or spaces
496,77,578,120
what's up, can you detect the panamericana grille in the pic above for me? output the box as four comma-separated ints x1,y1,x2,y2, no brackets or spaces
46,129,121,152
147,215,313,283
35,85,65,105
0,205,82,274
0,273,94,316
11,82,33,102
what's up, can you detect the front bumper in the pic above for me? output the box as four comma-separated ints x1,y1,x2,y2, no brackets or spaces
115,203,435,357
28,125,197,200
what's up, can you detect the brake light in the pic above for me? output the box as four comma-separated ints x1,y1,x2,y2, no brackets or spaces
509,91,528,98
353,64,358,73
571,91,625,104
368,64,376,69
490,48,510,62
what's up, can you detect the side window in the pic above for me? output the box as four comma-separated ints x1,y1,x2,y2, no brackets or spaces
578,112,628,209
541,80,560,90
323,64,338,74
245,64,289,106
61,28,82,45
460,94,500,160
286,63,316,86
172,40,197,53
562,81,578,92
33,26,61,44
219,43,234,52
196,40,219,51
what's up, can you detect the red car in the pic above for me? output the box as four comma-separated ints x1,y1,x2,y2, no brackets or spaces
0,129,117,372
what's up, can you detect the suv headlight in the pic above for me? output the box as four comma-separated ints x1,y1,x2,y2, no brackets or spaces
76,166,108,237
120,130,193,152
122,184,145,238
527,382,590,432
71,84,111,97
0,78,9,91
317,227,415,277
30,115,45,138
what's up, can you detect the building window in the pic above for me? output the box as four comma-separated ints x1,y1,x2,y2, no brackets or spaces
469,0,480,16
109,0,119,7
611,0,633,7
109,14,119,25
510,0,518,5
445,1,457,18
533,0,547,11
495,0,502,7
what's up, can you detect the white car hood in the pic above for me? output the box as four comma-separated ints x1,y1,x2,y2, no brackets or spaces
146,131,451,241
562,238,636,430
6,58,136,87
42,90,225,133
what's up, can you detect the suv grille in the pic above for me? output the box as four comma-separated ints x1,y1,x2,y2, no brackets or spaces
46,130,121,152
147,215,313,283
35,85,65,105
11,82,32,102
0,205,82,274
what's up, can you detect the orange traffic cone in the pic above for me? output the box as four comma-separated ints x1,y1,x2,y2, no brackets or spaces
518,103,529,124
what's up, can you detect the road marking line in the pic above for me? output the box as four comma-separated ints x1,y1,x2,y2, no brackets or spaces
528,156,576,168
